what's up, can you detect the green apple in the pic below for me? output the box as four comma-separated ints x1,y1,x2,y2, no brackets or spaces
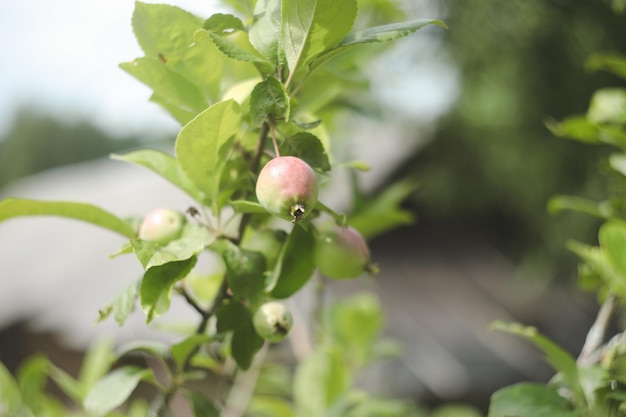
314,225,370,279
253,301,293,342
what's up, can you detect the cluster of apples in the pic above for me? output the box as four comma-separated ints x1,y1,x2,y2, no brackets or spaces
136,155,372,343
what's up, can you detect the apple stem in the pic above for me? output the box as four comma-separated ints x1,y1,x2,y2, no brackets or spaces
270,123,281,157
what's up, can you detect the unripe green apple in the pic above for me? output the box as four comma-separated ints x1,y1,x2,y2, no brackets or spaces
314,225,370,279
241,228,288,271
253,301,293,342
255,156,318,222
138,208,186,245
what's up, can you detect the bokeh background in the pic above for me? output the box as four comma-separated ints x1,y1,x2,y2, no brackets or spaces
1,0,625,413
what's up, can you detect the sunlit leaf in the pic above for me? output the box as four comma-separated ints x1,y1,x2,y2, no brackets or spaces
111,149,205,202
175,100,242,207
209,32,270,64
132,1,221,101
587,88,626,124
120,58,207,116
313,19,446,68
249,0,282,64
609,153,626,176
0,198,135,238
281,0,357,79
131,222,212,270
203,13,245,33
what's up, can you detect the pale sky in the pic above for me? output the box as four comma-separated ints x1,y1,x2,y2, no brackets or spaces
0,0,457,139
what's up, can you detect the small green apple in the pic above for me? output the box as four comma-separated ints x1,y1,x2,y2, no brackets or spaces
255,156,318,222
241,228,288,271
138,208,186,245
253,301,293,342
314,225,370,279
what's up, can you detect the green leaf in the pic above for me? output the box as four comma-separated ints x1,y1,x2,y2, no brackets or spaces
490,322,584,404
545,115,601,144
337,18,446,48
47,363,83,403
0,361,21,415
111,149,205,202
209,32,270,64
609,153,626,176
250,76,290,126
175,100,242,207
349,179,417,240
216,300,265,369
0,198,135,238
249,0,282,64
98,279,140,326
149,92,197,124
188,391,220,417
327,293,383,364
140,257,197,323
293,348,348,417
586,52,626,79
78,339,115,394
132,2,221,101
587,88,626,124
116,340,170,361
131,222,212,270
314,18,445,68
248,396,296,417
230,200,269,214
268,224,316,299
568,239,626,296
210,239,266,302
599,220,626,281
281,0,357,75
547,195,614,219
120,57,207,117
171,334,214,372
203,13,245,34
279,132,331,171
17,356,49,412
488,383,576,417
83,366,154,417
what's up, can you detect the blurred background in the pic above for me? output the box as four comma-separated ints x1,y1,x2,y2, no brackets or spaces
1,0,625,414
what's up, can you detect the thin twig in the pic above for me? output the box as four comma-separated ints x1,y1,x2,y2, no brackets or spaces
578,295,616,366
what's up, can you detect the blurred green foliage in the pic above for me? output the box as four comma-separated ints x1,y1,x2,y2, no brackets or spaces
401,0,626,280
0,110,146,190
